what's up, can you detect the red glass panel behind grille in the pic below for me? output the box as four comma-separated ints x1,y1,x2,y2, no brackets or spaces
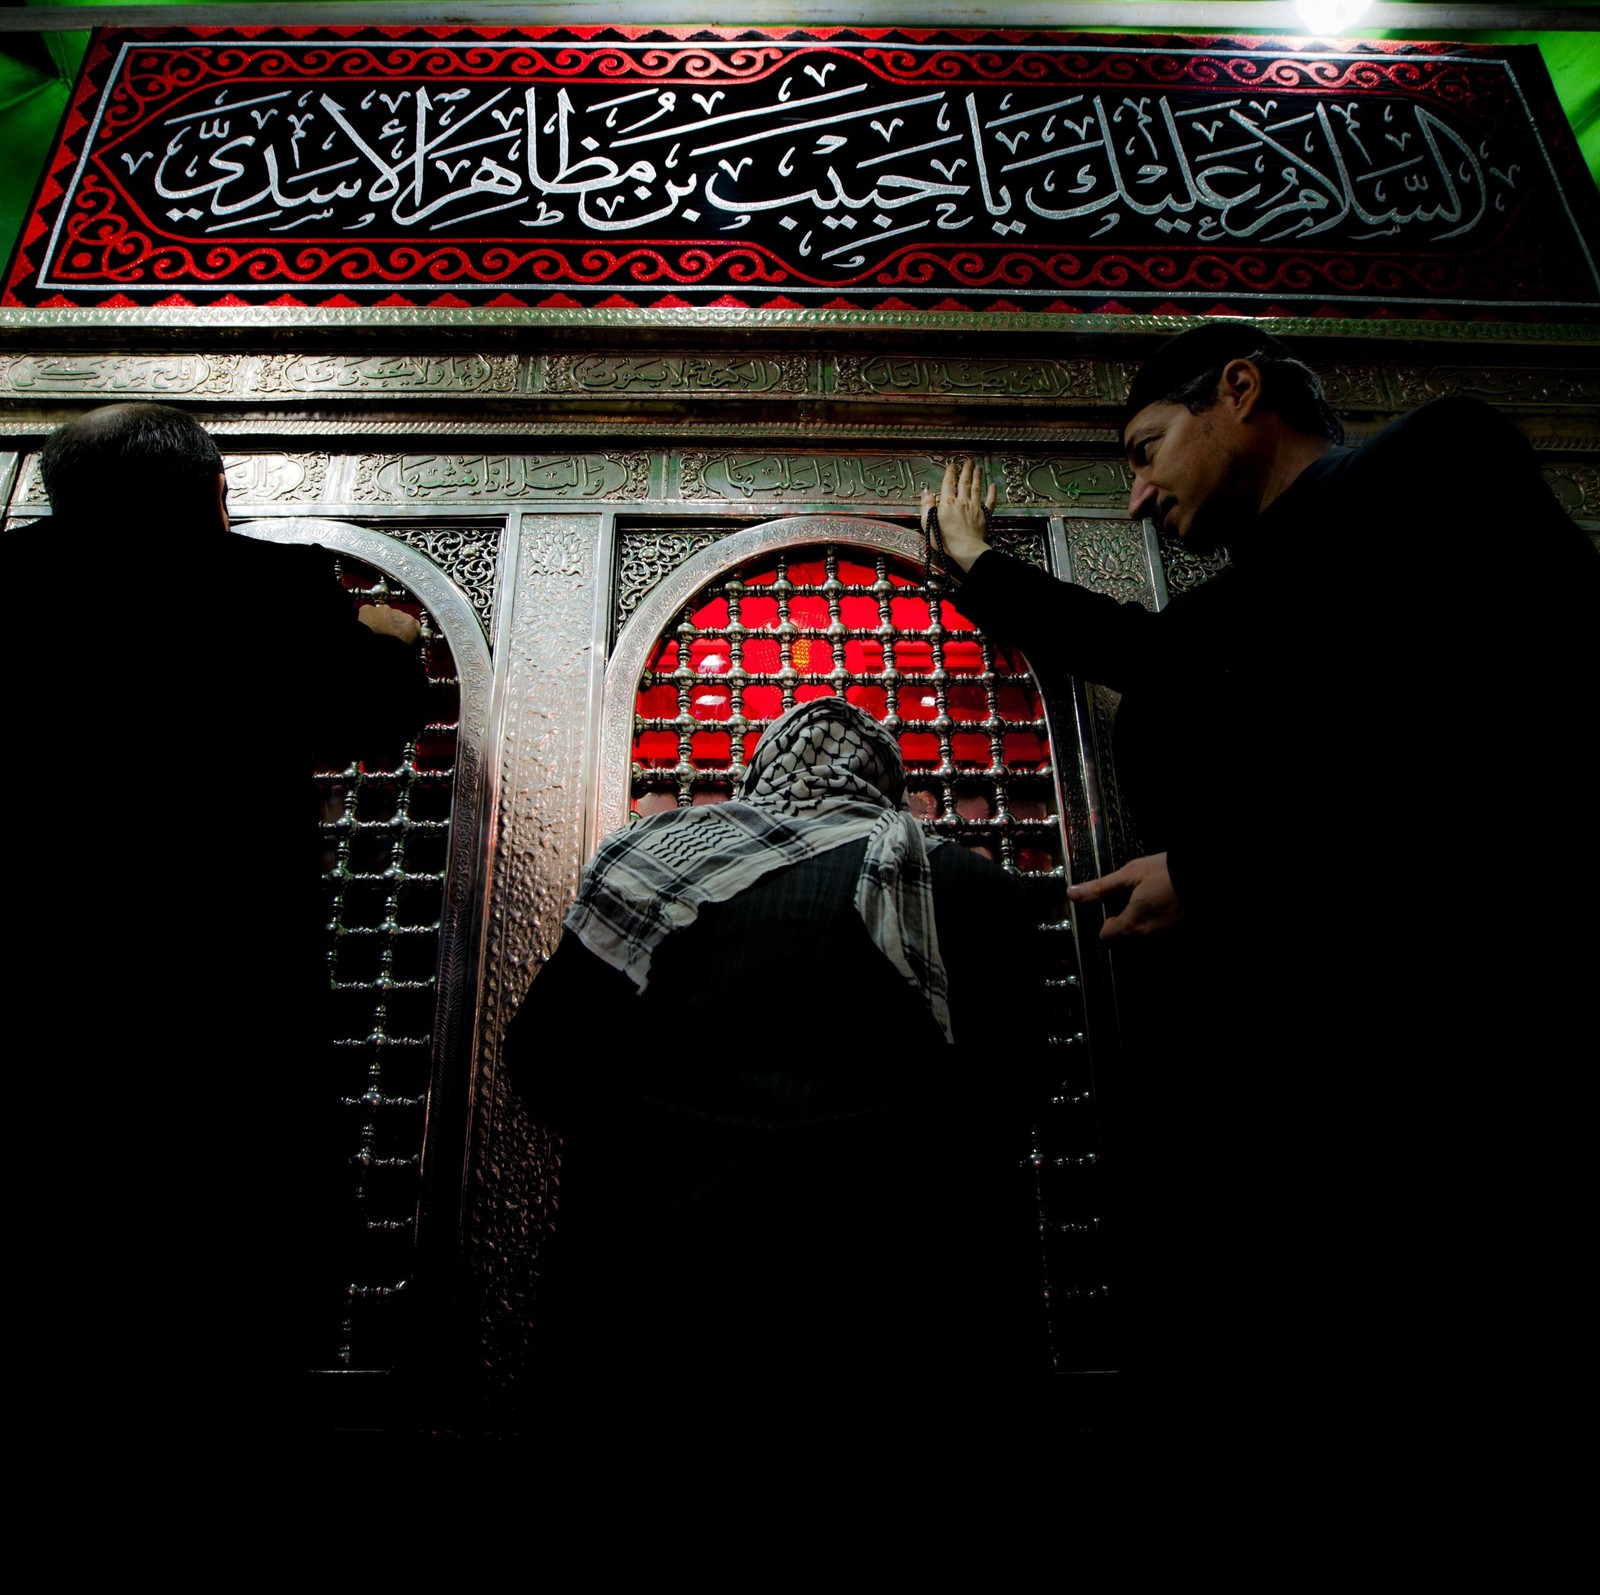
629,544,1061,878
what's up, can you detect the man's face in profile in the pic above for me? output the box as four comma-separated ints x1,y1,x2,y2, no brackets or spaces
1123,393,1250,556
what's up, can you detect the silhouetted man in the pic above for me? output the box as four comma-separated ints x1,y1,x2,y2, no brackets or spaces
5,403,426,1431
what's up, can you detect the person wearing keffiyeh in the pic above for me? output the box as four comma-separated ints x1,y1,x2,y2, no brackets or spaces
564,696,954,1042
504,694,1055,1385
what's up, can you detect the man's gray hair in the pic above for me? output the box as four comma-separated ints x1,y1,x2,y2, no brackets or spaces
39,402,224,518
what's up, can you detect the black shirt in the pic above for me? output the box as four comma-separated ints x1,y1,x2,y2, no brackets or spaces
951,397,1599,1440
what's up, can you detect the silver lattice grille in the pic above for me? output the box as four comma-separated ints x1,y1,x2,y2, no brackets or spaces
317,555,458,1369
629,542,1107,1370
632,544,1057,850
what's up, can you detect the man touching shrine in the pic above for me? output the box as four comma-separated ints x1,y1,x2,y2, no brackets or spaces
5,402,427,1430
921,322,1599,1456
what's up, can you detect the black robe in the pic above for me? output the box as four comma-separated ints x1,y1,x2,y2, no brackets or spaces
953,397,1600,1447
4,515,427,1426
504,835,1057,1387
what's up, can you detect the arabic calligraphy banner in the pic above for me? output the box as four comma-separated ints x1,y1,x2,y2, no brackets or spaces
7,25,1599,319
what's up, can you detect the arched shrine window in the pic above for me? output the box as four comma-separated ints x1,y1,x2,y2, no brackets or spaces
630,544,1061,882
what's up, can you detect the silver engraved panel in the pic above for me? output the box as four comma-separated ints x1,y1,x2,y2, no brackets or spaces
353,453,652,504
468,511,608,1389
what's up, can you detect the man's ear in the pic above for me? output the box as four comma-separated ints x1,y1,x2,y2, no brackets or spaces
1219,357,1264,421
214,469,231,534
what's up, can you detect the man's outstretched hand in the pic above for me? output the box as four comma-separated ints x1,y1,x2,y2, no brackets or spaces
358,603,422,646
1067,852,1185,941
919,459,997,573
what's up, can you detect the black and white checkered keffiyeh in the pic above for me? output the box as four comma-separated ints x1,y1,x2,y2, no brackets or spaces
564,695,953,1040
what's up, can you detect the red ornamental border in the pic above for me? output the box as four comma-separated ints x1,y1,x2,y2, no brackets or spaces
40,235,1554,302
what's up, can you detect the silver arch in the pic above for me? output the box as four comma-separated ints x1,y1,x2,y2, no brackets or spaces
597,514,935,852
233,515,494,1232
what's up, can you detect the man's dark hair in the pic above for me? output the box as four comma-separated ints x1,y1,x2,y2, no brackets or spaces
1121,322,1345,446
39,402,225,520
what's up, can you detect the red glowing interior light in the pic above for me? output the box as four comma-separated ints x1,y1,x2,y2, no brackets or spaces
638,683,677,718
691,731,732,767
945,640,985,674
792,638,834,673
743,637,781,672
947,684,988,721
628,548,1060,873
636,731,679,767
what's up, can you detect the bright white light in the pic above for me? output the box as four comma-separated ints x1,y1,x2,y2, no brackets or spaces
699,653,726,673
1297,0,1373,33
